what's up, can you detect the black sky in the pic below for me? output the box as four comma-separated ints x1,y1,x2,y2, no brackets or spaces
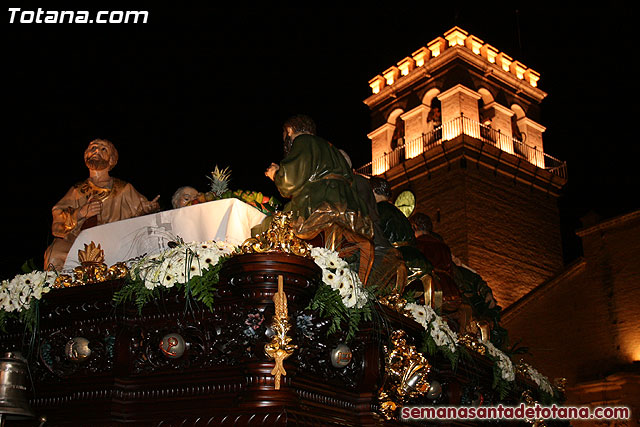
2,3,638,278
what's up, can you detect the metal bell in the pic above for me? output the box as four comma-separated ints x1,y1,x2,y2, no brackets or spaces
0,352,36,421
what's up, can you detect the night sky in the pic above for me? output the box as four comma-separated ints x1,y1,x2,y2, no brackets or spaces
2,4,638,278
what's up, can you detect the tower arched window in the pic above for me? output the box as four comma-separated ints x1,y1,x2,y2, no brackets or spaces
478,89,496,143
426,98,442,144
391,116,405,149
390,115,406,165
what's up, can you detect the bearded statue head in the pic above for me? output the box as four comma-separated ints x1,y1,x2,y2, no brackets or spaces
84,139,118,172
282,114,316,156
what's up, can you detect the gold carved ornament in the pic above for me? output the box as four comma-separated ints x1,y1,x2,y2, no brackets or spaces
457,333,487,356
53,242,128,288
553,377,566,394
378,329,432,421
378,291,408,313
520,389,547,427
264,275,297,390
517,360,566,397
241,211,311,257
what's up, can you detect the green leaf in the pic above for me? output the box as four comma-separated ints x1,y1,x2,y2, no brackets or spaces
307,283,373,343
21,258,38,274
112,255,229,315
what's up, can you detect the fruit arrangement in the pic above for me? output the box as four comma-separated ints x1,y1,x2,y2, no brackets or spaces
185,165,281,215
187,189,281,215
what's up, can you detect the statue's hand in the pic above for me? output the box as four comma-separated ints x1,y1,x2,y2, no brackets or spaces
143,195,161,213
78,200,102,220
265,163,280,181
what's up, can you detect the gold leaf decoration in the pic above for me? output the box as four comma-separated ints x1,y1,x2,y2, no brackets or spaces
264,275,296,389
51,242,128,288
78,242,105,265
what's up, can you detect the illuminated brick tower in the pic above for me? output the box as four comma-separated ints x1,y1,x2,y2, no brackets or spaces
358,27,567,308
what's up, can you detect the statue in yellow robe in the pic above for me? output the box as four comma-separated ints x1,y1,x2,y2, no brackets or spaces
44,139,160,271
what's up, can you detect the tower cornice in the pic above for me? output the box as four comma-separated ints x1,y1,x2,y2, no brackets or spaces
364,27,547,109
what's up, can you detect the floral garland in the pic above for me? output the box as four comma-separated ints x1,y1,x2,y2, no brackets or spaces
0,270,56,331
0,271,55,313
0,240,552,402
117,241,372,332
405,303,458,353
310,247,369,309
402,301,522,399
482,338,516,399
483,340,516,382
519,361,554,396
404,302,458,367
128,240,236,291
113,240,236,312
306,246,372,341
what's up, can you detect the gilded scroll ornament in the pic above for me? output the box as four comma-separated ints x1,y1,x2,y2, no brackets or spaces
241,211,311,257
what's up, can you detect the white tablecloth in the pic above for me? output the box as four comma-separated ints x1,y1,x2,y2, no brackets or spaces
63,198,266,269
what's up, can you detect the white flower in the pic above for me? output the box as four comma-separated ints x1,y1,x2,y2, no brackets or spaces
1,280,12,312
343,288,359,308
325,253,345,270
354,286,369,309
322,269,341,288
431,317,457,352
337,271,355,297
310,247,346,271
160,256,185,288
214,240,236,252
406,303,429,327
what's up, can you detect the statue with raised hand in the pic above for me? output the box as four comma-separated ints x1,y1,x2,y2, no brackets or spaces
262,114,372,239
44,139,160,271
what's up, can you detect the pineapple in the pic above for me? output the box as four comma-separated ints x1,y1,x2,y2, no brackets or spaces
207,165,231,199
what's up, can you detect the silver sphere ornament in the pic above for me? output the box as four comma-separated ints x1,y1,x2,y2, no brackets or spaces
427,380,442,399
159,333,186,358
65,337,92,362
330,343,352,368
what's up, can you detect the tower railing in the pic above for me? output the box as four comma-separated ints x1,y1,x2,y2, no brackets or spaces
356,115,567,179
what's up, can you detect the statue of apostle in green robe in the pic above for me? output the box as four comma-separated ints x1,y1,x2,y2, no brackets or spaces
261,115,373,240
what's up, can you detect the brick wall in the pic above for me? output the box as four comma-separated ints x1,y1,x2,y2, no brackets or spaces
408,166,470,263
502,211,640,415
397,160,563,308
